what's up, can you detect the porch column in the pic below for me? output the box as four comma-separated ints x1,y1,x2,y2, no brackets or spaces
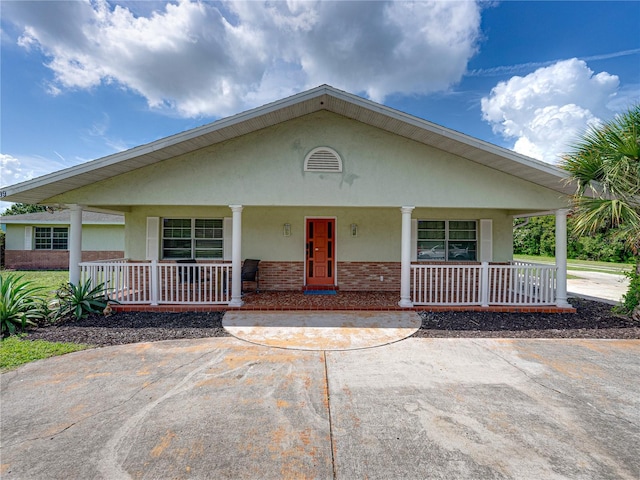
398,206,415,308
68,204,83,285
229,205,244,307
555,208,571,308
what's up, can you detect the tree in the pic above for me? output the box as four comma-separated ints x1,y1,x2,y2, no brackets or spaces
1,203,47,216
561,104,640,316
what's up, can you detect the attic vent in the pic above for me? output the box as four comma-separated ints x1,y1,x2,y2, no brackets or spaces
304,147,343,173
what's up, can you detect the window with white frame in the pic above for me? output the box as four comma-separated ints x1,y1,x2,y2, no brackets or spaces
34,227,68,250
162,218,223,259
417,220,477,261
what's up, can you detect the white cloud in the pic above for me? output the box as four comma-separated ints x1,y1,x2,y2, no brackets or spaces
0,153,68,188
0,153,34,214
0,153,72,213
481,58,620,164
5,0,482,117
0,153,35,186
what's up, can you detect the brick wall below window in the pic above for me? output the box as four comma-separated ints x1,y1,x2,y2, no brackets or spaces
5,250,124,270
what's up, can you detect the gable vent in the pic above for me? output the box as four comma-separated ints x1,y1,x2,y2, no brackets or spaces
304,147,343,173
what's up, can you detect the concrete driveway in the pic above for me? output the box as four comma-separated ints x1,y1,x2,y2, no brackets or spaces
567,270,629,304
2,336,639,479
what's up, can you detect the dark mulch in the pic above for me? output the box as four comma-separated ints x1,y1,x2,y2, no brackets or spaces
22,297,640,347
413,297,640,339
25,311,229,347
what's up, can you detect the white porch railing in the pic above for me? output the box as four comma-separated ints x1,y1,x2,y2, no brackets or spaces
411,261,557,306
80,260,231,305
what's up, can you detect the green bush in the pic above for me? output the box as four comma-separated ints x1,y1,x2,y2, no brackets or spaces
53,280,110,320
514,215,635,263
0,274,48,337
616,268,640,316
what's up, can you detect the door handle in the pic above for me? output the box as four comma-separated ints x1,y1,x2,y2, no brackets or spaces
315,248,319,251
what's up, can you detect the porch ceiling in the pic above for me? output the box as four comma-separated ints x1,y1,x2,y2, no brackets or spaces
1,85,577,205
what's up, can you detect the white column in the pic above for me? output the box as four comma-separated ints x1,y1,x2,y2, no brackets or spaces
229,205,244,307
398,206,415,308
555,208,571,308
68,205,83,285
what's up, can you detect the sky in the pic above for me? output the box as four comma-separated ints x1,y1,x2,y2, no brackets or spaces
1,0,639,212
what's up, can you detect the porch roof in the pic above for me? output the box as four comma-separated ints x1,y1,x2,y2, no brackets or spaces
2,85,576,205
0,210,124,225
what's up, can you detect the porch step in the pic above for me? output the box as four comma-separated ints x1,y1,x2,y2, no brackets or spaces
302,285,340,291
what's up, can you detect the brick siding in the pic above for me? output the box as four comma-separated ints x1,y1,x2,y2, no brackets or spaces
4,250,124,270
253,261,401,291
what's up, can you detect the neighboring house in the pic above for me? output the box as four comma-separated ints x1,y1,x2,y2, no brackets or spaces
0,85,575,310
1,211,124,269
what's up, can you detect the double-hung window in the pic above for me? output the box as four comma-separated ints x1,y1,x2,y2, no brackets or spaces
162,219,223,259
417,220,477,261
34,227,68,250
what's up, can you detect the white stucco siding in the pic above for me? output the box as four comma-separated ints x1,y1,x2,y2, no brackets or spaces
82,225,125,251
125,206,513,263
46,112,569,211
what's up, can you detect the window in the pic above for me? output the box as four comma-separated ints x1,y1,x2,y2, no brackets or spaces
162,218,223,259
417,220,476,261
34,227,68,250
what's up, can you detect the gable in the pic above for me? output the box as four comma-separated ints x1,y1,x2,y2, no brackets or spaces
48,111,568,211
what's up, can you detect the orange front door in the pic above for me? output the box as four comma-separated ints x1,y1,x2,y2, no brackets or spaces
306,218,335,286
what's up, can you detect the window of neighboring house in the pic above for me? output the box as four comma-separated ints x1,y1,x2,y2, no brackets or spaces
162,218,223,259
417,220,477,261
34,227,68,250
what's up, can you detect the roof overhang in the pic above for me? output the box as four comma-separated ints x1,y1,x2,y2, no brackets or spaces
1,85,578,205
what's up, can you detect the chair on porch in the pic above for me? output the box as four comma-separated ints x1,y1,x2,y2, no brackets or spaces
241,259,260,293
177,258,199,283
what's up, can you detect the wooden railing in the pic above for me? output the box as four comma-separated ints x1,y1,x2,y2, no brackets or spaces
80,260,231,305
411,262,557,306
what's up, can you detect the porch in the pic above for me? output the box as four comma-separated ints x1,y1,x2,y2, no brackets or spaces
81,259,575,313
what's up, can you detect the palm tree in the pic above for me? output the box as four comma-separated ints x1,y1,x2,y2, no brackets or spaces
561,104,640,315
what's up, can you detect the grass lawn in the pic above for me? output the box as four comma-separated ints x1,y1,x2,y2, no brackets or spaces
0,336,91,372
514,255,633,275
1,269,90,371
0,269,68,298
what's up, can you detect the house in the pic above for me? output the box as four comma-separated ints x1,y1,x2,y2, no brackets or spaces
0,85,575,310
1,211,124,270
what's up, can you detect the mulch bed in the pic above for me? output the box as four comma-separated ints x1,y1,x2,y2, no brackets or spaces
413,297,640,339
22,297,640,347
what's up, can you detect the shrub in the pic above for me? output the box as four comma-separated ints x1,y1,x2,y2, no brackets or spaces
616,268,640,317
53,280,110,320
0,274,48,337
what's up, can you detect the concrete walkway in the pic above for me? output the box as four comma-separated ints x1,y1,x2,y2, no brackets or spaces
2,337,639,479
223,311,421,350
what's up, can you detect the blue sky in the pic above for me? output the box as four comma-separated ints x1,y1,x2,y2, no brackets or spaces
1,1,639,212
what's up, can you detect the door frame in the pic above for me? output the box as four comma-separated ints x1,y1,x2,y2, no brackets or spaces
303,216,338,287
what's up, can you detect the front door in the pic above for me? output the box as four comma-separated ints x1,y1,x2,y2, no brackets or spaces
306,218,335,286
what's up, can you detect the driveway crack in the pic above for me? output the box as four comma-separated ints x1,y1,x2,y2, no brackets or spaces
323,350,337,480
